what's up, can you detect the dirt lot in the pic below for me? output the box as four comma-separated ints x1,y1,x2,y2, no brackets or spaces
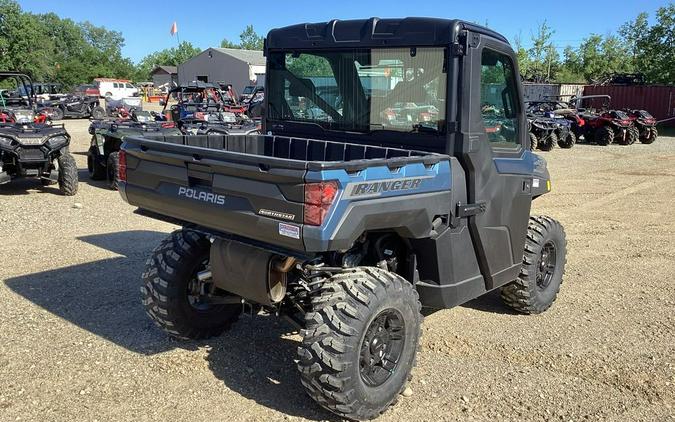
1,119,673,422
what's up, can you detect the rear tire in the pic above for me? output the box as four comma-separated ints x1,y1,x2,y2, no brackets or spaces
529,132,538,151
640,126,657,144
87,146,106,180
557,131,576,149
501,216,567,314
298,267,422,420
57,153,78,196
106,151,119,190
141,229,241,340
596,126,614,146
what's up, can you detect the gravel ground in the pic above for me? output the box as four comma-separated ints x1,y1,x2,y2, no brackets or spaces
1,119,674,422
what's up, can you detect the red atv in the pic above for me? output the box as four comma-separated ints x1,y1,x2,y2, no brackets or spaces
571,95,638,146
625,109,658,144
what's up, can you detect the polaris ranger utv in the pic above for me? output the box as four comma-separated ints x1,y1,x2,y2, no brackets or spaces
118,18,567,420
0,72,78,195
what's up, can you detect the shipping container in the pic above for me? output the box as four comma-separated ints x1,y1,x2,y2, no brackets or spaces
583,85,675,127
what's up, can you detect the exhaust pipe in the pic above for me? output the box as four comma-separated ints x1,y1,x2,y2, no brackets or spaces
209,239,295,305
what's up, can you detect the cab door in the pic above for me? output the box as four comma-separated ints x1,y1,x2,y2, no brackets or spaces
454,32,533,290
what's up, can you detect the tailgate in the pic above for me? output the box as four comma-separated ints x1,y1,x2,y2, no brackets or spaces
120,136,307,251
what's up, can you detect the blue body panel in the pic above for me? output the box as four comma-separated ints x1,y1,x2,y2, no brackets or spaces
303,160,452,246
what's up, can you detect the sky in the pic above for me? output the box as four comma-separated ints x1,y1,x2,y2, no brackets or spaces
18,0,670,63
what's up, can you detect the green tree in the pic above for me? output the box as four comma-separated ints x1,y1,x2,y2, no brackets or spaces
220,38,238,49
528,21,555,82
219,25,265,50
135,41,201,80
639,3,675,84
239,25,264,50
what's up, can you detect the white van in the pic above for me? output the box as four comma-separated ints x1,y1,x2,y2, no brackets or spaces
96,80,138,100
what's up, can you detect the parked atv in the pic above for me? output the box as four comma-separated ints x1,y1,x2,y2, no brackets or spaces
571,95,637,146
527,115,560,151
526,101,583,148
0,72,78,195
626,109,658,144
88,111,182,189
40,94,105,120
105,96,143,118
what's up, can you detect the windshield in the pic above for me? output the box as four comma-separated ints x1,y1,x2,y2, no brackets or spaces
267,47,447,133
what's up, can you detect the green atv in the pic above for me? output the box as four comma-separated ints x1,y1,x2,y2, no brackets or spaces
88,111,181,189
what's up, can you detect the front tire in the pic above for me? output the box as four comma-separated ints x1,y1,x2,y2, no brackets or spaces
529,132,538,151
538,131,557,151
87,145,106,180
298,267,422,420
141,229,241,340
626,126,639,145
596,126,614,146
640,126,657,144
57,153,78,196
106,151,119,190
501,216,567,314
557,130,576,149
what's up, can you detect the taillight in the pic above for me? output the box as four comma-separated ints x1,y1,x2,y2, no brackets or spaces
118,150,127,182
419,111,432,122
304,181,338,226
383,108,396,121
161,122,175,128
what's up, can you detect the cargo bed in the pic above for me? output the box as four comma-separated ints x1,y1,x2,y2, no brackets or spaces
120,134,448,252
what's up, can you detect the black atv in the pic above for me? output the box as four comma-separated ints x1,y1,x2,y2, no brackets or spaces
526,101,580,149
39,94,105,120
88,111,182,189
0,72,78,195
527,115,565,151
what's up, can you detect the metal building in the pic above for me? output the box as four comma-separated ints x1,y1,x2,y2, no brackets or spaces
150,66,177,91
177,48,265,95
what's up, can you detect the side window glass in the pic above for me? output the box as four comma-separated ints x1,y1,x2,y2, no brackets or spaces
480,49,520,148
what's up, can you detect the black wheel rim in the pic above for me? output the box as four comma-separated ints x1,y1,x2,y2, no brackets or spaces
186,259,212,311
359,309,405,387
536,241,557,289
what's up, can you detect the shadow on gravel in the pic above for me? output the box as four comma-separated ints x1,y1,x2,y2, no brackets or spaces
76,168,111,190
0,178,62,196
4,230,178,355
206,316,340,421
462,289,518,315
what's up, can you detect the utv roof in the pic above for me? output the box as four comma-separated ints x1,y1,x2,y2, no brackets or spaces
265,17,508,50
170,81,220,93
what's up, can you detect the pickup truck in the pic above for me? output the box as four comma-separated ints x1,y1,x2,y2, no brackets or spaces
118,17,567,421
